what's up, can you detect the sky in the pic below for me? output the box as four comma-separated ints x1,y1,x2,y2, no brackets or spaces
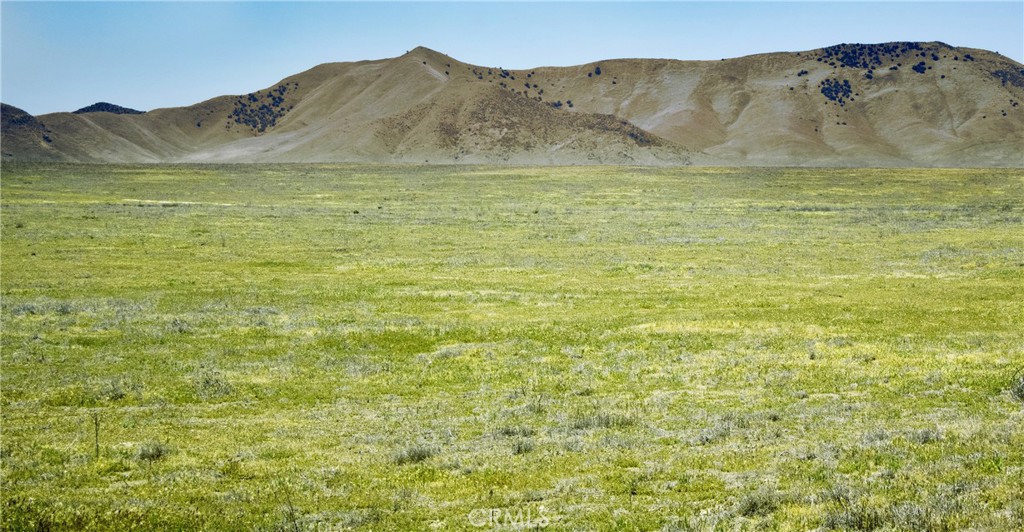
2,1,1022,115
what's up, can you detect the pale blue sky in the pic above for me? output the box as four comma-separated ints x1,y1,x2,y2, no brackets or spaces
2,1,1022,115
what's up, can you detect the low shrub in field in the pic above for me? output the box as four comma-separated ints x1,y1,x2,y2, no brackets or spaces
1010,369,1024,403
393,445,435,465
823,499,889,531
736,488,782,517
512,439,534,455
193,367,233,400
824,493,963,531
571,411,636,430
137,441,171,462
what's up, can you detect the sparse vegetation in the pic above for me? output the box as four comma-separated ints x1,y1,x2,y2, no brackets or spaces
1,164,1021,530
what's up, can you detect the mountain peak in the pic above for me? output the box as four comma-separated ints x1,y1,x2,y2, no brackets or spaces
73,102,145,115
404,46,451,60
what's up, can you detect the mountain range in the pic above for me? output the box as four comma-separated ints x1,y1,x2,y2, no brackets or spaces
2,42,1022,166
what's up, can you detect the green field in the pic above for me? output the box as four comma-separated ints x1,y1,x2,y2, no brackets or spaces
1,164,1022,530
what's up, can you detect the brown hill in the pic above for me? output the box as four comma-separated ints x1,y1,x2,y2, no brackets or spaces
3,43,1022,166
1,104,64,161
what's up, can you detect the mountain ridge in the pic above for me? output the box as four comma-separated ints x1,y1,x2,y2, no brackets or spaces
3,42,1022,166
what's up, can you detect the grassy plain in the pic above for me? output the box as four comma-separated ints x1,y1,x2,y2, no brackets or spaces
1,164,1022,530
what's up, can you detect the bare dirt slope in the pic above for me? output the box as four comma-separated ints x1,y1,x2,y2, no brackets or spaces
3,43,1022,166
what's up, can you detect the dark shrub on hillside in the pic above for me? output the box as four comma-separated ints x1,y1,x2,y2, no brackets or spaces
816,42,926,71
227,83,294,134
819,79,852,104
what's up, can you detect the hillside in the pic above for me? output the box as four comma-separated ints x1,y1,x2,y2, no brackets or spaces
1,104,65,161
3,43,1022,166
